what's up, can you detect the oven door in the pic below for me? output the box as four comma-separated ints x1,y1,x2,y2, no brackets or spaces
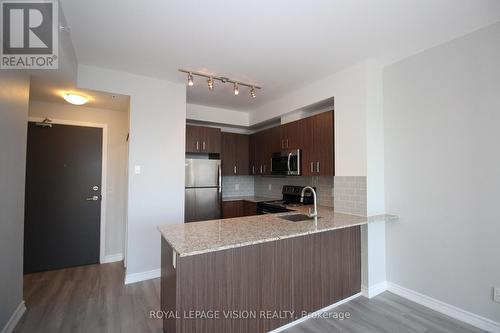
286,149,301,176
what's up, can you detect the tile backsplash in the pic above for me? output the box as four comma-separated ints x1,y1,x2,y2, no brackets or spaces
333,176,367,216
222,176,255,198
254,176,335,207
223,175,367,215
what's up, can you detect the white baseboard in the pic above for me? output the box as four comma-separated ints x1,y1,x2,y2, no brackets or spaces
361,281,388,299
387,282,500,333
269,293,362,333
1,301,26,333
101,253,123,264
124,268,161,285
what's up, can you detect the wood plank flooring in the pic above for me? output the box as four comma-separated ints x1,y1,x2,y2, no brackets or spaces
14,262,485,333
281,291,486,333
14,262,162,333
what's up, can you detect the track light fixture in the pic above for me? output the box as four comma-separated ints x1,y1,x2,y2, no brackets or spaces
179,69,261,98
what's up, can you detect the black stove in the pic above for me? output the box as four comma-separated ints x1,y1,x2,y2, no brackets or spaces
257,185,316,214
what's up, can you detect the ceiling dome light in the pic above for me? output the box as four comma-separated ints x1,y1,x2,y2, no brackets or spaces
187,73,194,86
250,87,256,98
63,93,89,105
207,77,214,90
233,83,239,96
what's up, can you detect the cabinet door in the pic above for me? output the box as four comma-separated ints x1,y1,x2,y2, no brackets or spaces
285,120,303,150
249,134,257,175
313,111,334,176
221,132,237,176
242,201,257,217
186,125,201,153
201,127,221,154
301,116,315,176
235,134,249,175
222,201,243,219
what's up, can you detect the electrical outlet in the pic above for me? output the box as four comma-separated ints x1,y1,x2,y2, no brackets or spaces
235,184,240,191
268,184,272,191
494,287,500,303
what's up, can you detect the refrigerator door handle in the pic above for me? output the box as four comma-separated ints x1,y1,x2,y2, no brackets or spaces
218,163,222,193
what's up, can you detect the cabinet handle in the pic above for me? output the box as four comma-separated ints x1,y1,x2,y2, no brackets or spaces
286,139,289,148
196,141,199,151
316,162,320,173
281,140,284,149
252,166,255,175
311,162,314,173
263,165,266,173
202,141,206,151
234,165,237,174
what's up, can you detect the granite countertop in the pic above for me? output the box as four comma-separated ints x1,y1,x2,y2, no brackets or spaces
222,196,279,203
158,205,398,257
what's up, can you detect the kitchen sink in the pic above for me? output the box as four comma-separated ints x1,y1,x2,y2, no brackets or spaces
279,214,318,222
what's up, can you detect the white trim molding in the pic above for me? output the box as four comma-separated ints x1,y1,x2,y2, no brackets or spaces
124,268,161,285
269,293,362,333
1,301,26,333
27,117,109,265
387,283,500,333
361,281,388,298
101,253,123,264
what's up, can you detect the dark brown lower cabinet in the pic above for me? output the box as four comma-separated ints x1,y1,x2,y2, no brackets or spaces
161,226,361,333
222,201,257,219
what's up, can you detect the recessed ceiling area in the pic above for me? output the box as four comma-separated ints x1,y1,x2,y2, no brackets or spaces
59,0,500,112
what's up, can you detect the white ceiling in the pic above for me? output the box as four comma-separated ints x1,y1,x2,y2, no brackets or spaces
59,0,500,112
30,79,130,112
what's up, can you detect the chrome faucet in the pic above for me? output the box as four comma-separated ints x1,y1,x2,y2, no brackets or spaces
300,186,318,218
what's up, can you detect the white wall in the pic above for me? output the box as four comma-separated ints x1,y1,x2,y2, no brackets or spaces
187,103,250,127
28,100,130,258
384,22,500,322
77,65,186,280
0,70,30,330
251,62,367,176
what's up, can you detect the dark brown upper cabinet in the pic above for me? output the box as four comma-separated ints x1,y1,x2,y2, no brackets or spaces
302,111,334,176
280,119,304,150
186,125,221,154
221,132,249,176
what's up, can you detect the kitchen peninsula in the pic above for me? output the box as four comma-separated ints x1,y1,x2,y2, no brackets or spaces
158,206,397,333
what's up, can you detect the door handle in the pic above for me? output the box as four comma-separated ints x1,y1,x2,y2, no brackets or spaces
287,153,292,174
86,195,99,201
202,141,206,150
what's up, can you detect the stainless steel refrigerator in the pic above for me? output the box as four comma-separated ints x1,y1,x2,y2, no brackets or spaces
185,159,222,223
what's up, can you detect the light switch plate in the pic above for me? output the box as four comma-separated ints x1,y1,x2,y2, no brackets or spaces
494,287,500,303
134,165,141,175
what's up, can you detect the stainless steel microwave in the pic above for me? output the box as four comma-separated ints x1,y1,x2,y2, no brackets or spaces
270,149,301,176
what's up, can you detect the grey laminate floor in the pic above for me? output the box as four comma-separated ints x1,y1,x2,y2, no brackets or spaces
281,291,486,333
14,262,162,333
15,262,484,333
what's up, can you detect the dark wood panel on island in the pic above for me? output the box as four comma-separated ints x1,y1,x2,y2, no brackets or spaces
161,225,361,333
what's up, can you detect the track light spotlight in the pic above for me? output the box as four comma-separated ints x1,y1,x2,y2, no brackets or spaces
234,83,239,96
187,73,194,87
250,87,256,98
207,77,214,90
